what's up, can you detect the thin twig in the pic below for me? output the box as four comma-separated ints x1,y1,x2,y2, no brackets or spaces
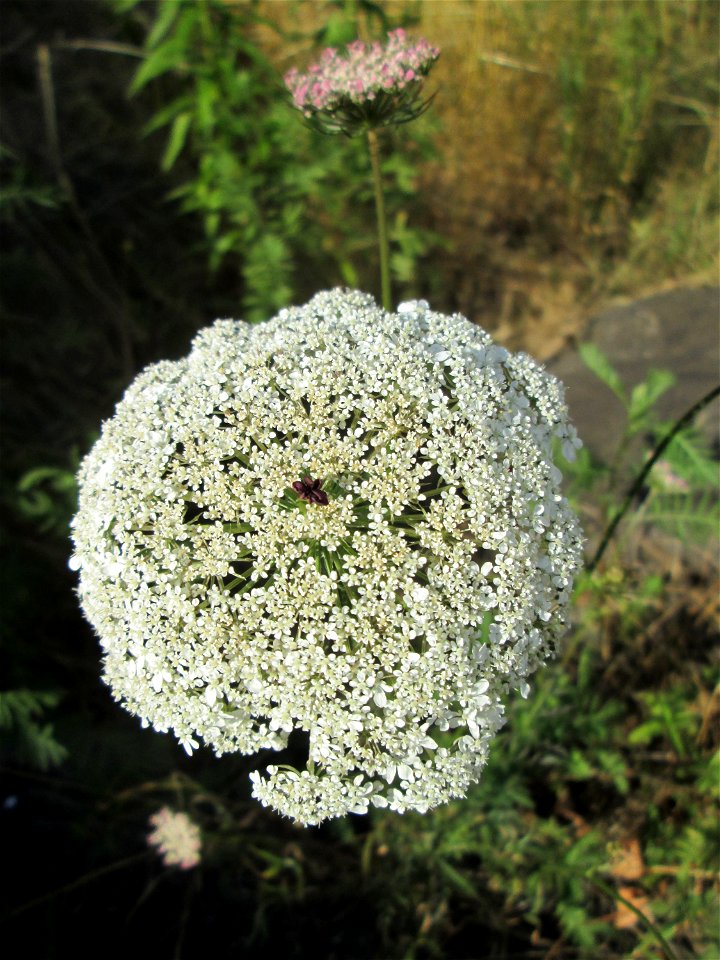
51,39,145,58
174,872,198,960
36,45,62,178
3,852,150,921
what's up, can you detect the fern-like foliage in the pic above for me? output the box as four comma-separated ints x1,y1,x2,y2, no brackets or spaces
640,427,720,545
576,344,719,548
0,689,68,770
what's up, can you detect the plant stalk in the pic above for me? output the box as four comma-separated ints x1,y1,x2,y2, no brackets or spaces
367,128,392,311
587,876,679,960
588,383,720,572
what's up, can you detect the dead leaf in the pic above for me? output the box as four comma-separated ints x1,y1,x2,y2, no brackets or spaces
611,837,645,881
614,885,654,930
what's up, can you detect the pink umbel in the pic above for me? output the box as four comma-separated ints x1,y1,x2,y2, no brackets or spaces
147,807,201,869
284,28,439,131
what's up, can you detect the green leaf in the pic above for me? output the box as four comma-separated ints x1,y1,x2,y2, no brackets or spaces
0,690,67,770
111,0,144,12
146,0,182,50
662,428,718,487
697,750,720,795
17,465,75,493
143,95,193,136
16,466,77,535
437,859,479,898
0,689,61,725
628,369,676,427
557,902,598,949
129,36,189,95
596,750,630,793
31,724,69,771
161,112,192,171
567,749,594,779
642,491,720,544
320,12,358,48
578,343,627,405
196,77,218,135
339,259,359,287
204,211,220,238
627,719,660,747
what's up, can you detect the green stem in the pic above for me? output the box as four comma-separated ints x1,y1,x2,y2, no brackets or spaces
587,876,679,960
367,128,392,312
417,485,453,498
588,383,720,572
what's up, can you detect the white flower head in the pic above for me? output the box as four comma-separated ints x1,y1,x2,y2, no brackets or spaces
147,807,201,869
72,289,583,825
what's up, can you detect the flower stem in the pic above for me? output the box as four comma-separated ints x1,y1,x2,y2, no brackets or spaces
587,876,679,960
588,383,720,572
367,128,392,312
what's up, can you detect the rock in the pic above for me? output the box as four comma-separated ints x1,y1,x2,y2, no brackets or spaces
547,286,719,463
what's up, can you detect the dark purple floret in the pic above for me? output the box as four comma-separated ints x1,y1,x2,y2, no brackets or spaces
292,476,329,505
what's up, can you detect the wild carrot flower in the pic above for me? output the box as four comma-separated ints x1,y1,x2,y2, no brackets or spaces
284,28,440,135
147,807,201,869
71,289,583,825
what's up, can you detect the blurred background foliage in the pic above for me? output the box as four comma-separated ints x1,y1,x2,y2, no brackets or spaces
1,1,718,958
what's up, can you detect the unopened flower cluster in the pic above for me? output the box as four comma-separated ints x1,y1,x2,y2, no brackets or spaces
285,29,439,133
147,807,201,869
71,289,583,826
